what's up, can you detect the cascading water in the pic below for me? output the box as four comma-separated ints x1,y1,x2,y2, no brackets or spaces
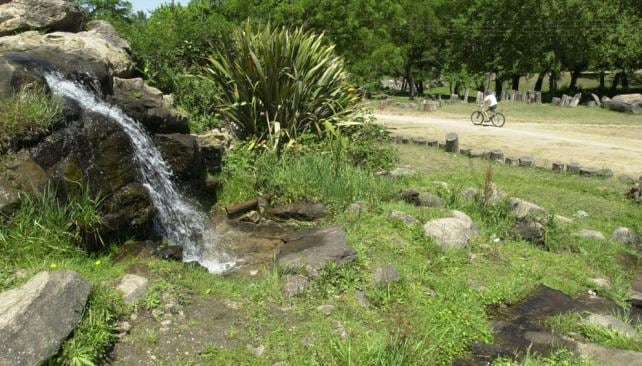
44,72,235,273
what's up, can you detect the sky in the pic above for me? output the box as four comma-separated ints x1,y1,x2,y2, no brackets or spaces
131,0,190,14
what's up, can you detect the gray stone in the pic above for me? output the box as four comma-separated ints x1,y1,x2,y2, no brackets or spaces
389,209,417,225
575,229,606,241
554,214,573,225
345,201,366,221
510,198,547,219
389,167,416,177
423,214,478,249
590,278,611,290
154,133,203,180
478,182,505,204
116,274,149,304
618,175,638,184
584,314,639,340
355,290,369,309
574,210,590,218
552,161,565,173
267,202,327,221
575,342,642,366
515,218,545,244
317,304,336,315
282,275,309,297
0,0,84,36
450,210,474,228
469,151,483,158
518,156,534,167
460,187,477,201
504,156,518,166
0,271,90,366
111,77,189,134
417,192,444,207
372,264,401,286
0,178,20,215
566,162,581,173
612,227,637,245
277,225,356,275
239,210,261,223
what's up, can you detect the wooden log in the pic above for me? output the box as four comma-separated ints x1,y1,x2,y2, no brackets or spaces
225,194,272,217
445,132,459,153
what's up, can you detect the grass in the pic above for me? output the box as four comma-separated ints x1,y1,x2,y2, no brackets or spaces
0,86,63,150
546,312,642,352
1,139,640,365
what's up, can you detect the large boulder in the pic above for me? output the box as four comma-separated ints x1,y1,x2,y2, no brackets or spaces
109,77,188,134
0,177,20,215
31,112,156,240
603,94,642,114
277,225,356,275
0,30,134,81
0,271,90,366
0,0,84,36
423,211,478,249
195,129,232,174
510,197,547,219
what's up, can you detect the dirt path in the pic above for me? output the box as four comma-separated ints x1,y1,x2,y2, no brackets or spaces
376,113,642,176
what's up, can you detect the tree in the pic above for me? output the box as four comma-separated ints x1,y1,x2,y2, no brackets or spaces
76,0,133,22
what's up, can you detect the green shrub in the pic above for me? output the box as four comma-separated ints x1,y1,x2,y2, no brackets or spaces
203,22,360,145
0,86,63,151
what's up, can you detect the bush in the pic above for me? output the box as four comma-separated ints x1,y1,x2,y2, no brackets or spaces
203,22,360,145
0,86,63,151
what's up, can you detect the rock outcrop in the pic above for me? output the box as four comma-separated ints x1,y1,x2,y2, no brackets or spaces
424,210,478,249
0,271,90,366
0,0,84,36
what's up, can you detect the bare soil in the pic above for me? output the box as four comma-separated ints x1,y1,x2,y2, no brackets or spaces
376,113,642,176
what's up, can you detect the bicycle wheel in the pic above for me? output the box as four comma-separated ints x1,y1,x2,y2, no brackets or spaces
491,113,505,127
471,111,484,125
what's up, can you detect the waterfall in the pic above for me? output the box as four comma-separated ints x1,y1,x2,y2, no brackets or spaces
44,72,235,274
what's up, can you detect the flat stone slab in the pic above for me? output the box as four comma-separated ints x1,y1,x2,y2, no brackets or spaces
0,271,90,366
277,225,356,274
584,314,640,340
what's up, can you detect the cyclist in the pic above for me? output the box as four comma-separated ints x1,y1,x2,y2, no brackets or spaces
481,91,498,121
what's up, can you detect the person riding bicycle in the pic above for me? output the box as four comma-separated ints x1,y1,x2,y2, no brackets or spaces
481,91,498,121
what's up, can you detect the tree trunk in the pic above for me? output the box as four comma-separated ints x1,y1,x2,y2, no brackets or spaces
511,75,520,91
416,80,424,95
569,69,581,91
409,77,416,100
549,71,558,97
534,73,545,91
495,76,503,100
611,72,620,90
621,72,629,89
453,81,460,96
599,71,606,90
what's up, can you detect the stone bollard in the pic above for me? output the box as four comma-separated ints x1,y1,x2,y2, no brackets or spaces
459,147,471,156
552,161,565,173
579,167,599,177
566,163,581,173
489,150,504,161
412,137,428,145
482,151,492,159
445,132,459,153
505,156,518,166
401,136,410,144
518,156,534,167
427,139,439,147
469,151,483,158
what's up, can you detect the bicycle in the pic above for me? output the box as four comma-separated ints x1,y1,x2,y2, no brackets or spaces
470,105,505,127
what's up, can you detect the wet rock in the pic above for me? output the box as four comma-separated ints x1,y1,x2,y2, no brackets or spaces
317,304,336,315
239,210,261,224
154,134,203,181
612,227,638,245
195,129,230,174
282,275,309,297
424,213,478,249
575,229,606,241
0,271,90,366
3,154,49,195
584,314,640,340
277,225,356,275
0,0,84,36
388,167,416,177
110,77,188,134
510,198,547,219
267,202,326,221
417,192,444,207
116,274,149,304
389,209,417,225
372,264,401,286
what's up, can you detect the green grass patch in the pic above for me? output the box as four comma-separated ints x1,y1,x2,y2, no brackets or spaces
0,86,63,150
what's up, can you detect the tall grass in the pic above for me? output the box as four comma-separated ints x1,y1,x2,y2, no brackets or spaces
0,86,63,150
0,186,103,269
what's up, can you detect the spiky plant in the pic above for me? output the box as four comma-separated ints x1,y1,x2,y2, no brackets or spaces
203,22,360,147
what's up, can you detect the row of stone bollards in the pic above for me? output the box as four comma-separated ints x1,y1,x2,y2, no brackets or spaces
391,133,639,180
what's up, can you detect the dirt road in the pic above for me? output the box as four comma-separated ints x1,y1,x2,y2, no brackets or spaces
376,113,642,176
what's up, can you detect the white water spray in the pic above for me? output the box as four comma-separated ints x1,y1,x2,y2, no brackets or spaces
44,72,235,273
